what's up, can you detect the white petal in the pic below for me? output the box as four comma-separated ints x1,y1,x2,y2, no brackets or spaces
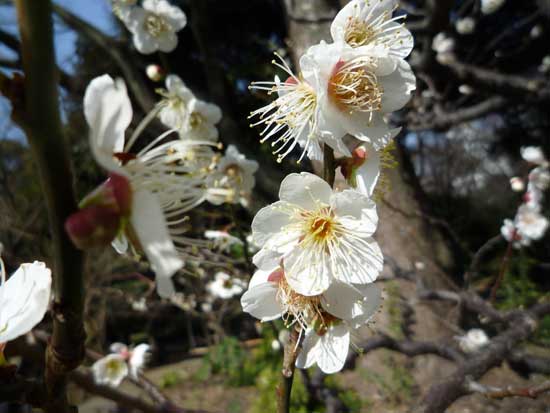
252,248,283,270
331,189,378,234
351,283,382,328
278,173,333,210
157,31,178,53
0,262,52,343
240,282,283,322
251,201,292,248
380,59,416,113
284,247,332,296
84,75,132,172
295,329,321,369
316,324,350,374
130,190,183,297
321,281,365,321
353,143,381,197
332,236,384,285
248,267,275,289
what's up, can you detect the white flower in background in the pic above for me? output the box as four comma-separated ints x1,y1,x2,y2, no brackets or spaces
271,339,281,351
241,266,381,373
515,204,549,242
207,272,246,299
455,329,489,353
455,17,475,35
201,302,213,313
500,218,525,247
92,354,128,387
458,84,474,95
481,0,506,15
128,343,151,378
432,33,455,54
206,145,259,207
111,0,137,20
83,75,214,297
0,261,52,345
252,173,383,296
523,186,543,209
158,74,194,129
509,177,525,192
131,297,148,312
539,56,550,73
204,230,244,253
146,64,164,82
528,167,550,191
330,0,413,59
303,41,414,150
521,146,548,166
181,98,222,142
125,0,187,54
530,25,543,38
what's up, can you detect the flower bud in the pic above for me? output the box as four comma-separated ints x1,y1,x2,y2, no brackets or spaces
65,206,121,249
80,173,133,216
146,64,165,82
509,177,525,192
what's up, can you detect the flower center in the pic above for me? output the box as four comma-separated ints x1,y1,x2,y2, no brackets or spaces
302,207,337,244
345,18,376,48
275,271,322,328
106,359,124,376
189,112,204,129
328,59,383,115
144,14,170,37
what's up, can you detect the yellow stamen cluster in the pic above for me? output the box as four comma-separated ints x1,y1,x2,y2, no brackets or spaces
277,274,322,328
329,59,383,116
144,13,170,37
345,17,376,47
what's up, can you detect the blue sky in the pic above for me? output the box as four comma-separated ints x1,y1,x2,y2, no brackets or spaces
0,1,115,141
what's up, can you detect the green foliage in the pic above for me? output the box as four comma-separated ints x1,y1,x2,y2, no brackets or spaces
251,368,312,413
324,375,366,413
159,370,184,389
496,254,550,345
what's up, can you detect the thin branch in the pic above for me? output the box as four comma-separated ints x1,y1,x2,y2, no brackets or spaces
277,327,300,413
467,379,550,400
14,1,85,412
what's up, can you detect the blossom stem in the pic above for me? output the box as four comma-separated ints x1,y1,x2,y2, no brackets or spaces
323,144,336,187
276,327,300,413
14,1,85,411
489,238,514,303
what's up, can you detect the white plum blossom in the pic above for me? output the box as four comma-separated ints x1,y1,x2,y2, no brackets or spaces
530,25,543,39
181,98,223,142
252,173,383,296
481,0,506,15
302,41,414,150
330,0,413,59
529,167,550,191
206,145,259,207
204,230,244,253
539,56,550,74
521,146,548,166
124,0,187,54
128,343,151,378
455,17,476,35
455,329,489,353
92,354,129,387
83,75,215,297
158,74,194,130
432,32,455,54
207,272,246,299
515,205,549,242
241,266,381,373
0,261,52,345
458,84,474,95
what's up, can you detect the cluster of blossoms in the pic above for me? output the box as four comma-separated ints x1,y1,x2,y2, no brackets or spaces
66,0,258,300
92,342,150,387
501,147,549,248
242,0,416,374
0,255,52,365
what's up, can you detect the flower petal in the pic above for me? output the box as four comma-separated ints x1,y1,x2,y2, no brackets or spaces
316,324,350,374
130,190,183,297
84,75,132,172
278,172,332,210
241,282,283,322
380,59,416,113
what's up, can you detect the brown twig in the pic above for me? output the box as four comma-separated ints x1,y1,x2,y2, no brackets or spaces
489,238,514,303
467,379,550,400
276,327,301,413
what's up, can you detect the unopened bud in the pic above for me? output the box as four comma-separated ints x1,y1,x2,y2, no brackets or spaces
80,173,133,216
65,206,121,249
146,64,164,82
509,177,525,192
